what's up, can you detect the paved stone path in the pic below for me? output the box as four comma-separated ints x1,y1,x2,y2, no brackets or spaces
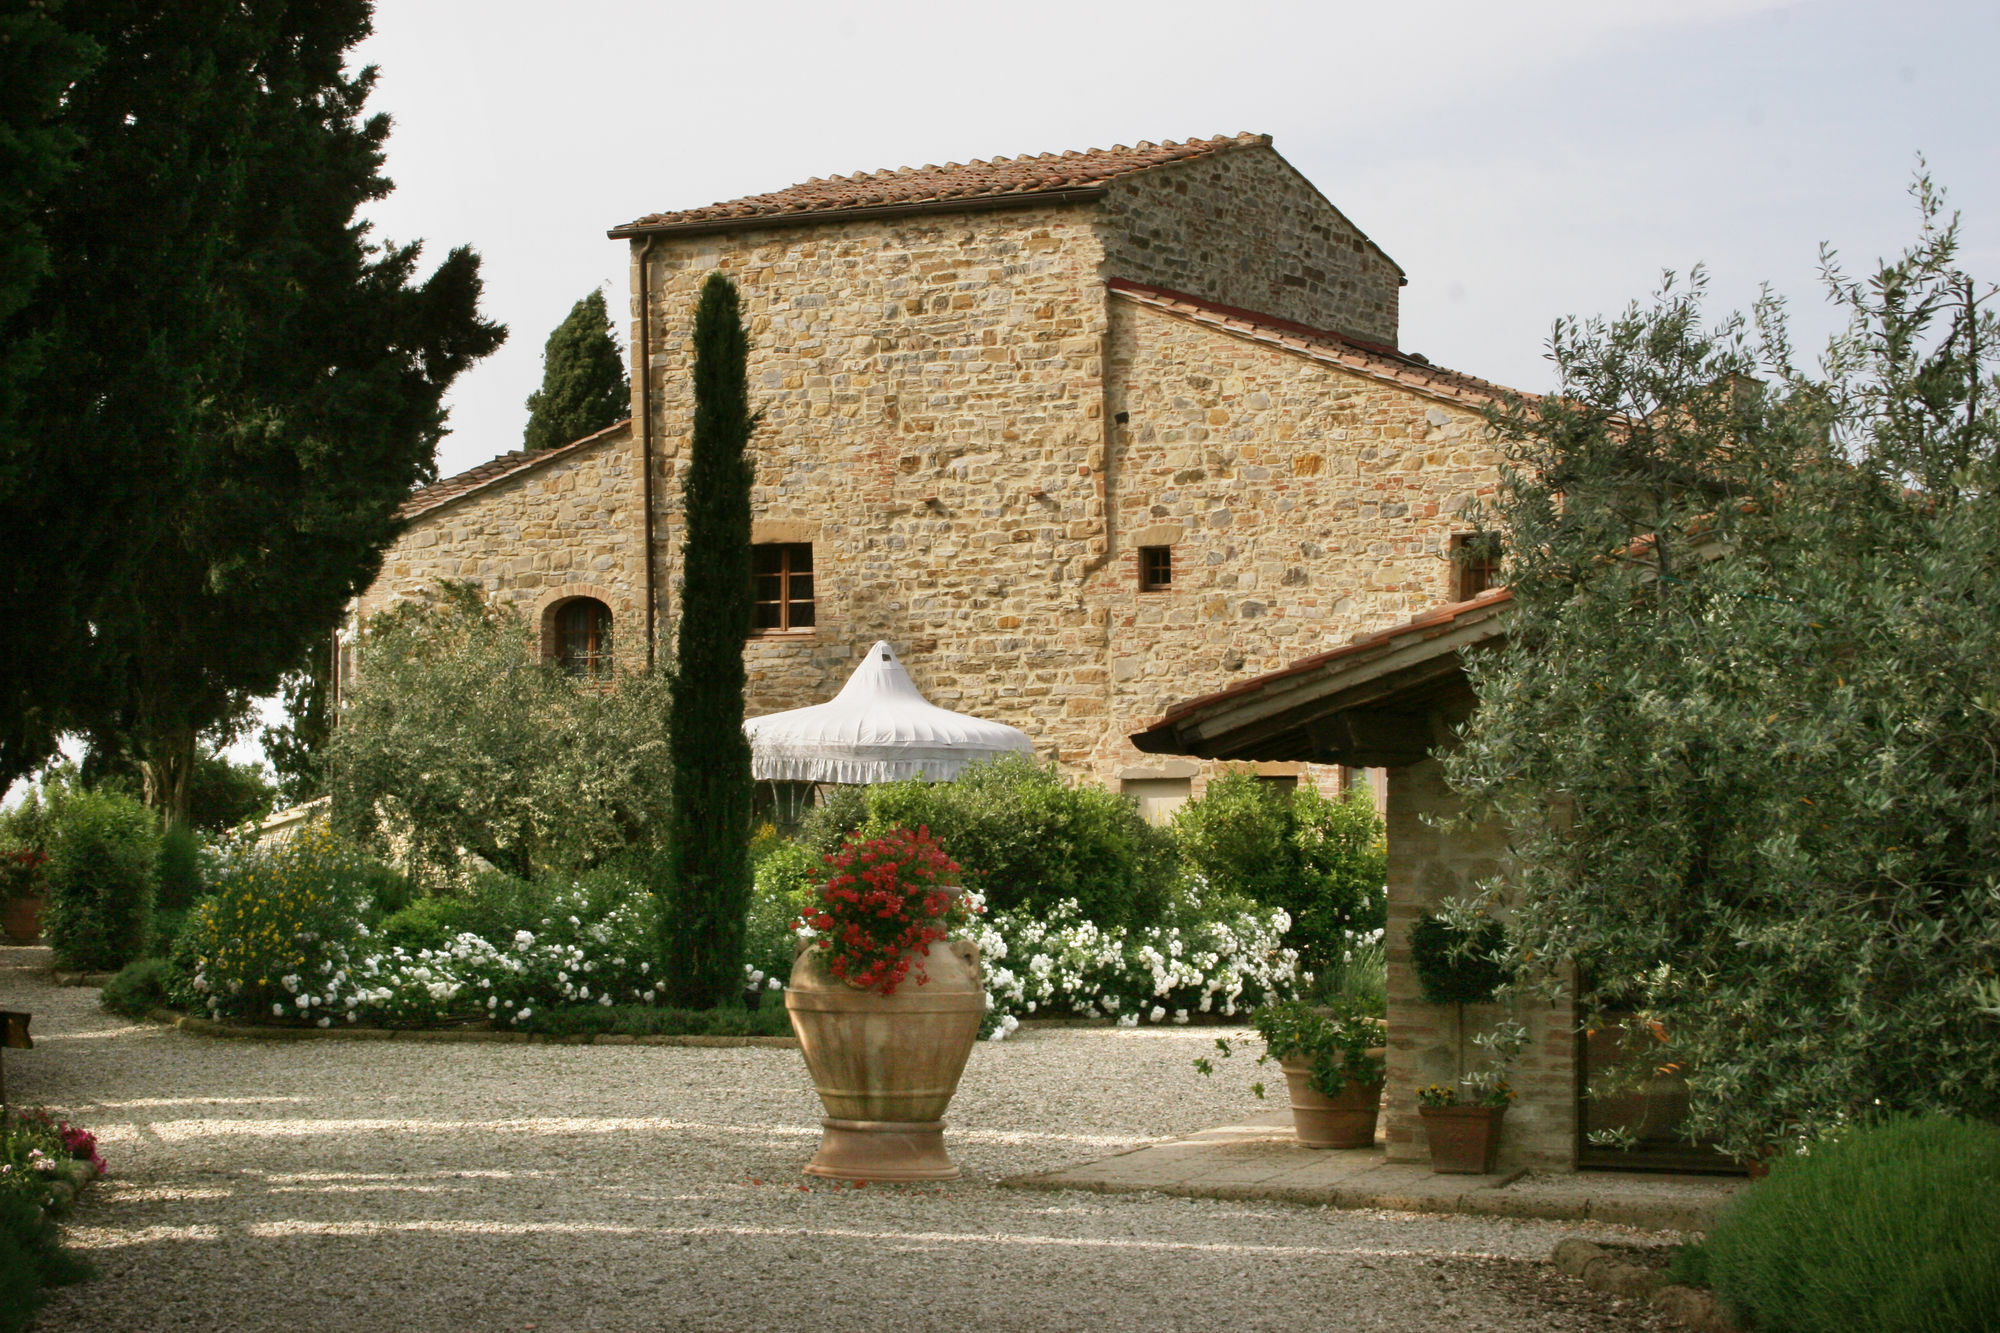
8,954,1673,1332
1013,1112,1739,1232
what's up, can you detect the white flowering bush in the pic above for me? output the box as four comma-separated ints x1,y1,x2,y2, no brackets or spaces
976,897,1304,1038
189,838,667,1029
183,821,373,1024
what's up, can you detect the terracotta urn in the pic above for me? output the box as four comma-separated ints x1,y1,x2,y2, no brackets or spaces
1,893,43,945
1419,1103,1507,1174
785,937,986,1182
1278,1055,1385,1148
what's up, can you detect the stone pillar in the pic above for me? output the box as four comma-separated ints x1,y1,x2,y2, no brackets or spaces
1383,755,1577,1172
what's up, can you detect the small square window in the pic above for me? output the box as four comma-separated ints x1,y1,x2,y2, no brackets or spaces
1139,545,1172,592
751,542,815,633
1450,533,1500,602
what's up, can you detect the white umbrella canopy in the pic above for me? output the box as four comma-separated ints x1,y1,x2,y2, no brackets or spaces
743,641,1036,784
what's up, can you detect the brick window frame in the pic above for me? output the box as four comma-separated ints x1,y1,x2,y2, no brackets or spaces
536,585,624,678
751,542,816,634
549,597,614,678
1450,533,1500,602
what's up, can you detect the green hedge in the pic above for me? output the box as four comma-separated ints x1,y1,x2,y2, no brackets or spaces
154,823,205,913
99,957,175,1018
823,756,1175,929
1173,775,1386,972
42,788,157,972
1690,1115,2000,1332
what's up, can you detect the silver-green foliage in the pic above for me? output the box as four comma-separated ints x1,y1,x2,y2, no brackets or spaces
1443,181,2000,1161
328,583,672,884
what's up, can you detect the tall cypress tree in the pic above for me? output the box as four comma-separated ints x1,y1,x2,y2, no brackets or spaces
662,273,755,1008
522,288,629,451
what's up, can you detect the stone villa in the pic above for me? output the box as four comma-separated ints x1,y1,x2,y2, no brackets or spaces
351,132,1516,816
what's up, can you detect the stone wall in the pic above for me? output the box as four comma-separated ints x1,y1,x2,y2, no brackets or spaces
634,205,1121,763
1087,297,1502,778
630,232,1495,784
353,425,649,674
1383,754,1577,1173
1099,143,1403,346
354,141,1502,789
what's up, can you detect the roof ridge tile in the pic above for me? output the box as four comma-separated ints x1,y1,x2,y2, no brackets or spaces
610,133,1267,236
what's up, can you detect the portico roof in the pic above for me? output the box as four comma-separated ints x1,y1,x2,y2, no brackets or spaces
1128,588,1512,766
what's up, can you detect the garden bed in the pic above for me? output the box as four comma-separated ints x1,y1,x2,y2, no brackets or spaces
0,1107,104,1324
151,1007,798,1047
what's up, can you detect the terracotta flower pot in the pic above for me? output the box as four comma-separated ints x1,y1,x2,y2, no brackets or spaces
785,938,986,1182
1,893,43,945
1279,1055,1385,1149
1419,1103,1507,1174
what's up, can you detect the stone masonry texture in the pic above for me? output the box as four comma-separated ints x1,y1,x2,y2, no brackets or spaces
356,136,1505,791
354,422,648,675
1098,145,1403,346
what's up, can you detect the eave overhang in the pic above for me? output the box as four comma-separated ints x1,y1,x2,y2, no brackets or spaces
1129,589,1512,766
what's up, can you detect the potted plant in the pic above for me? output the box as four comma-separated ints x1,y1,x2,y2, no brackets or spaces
1416,1079,1515,1173
0,847,49,945
1407,912,1523,1173
1195,996,1386,1148
784,825,986,1182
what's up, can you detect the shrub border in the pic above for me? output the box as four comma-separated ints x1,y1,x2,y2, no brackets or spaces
147,1009,799,1048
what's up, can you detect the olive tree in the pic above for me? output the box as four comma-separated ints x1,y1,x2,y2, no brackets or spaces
1445,180,2000,1161
328,583,672,885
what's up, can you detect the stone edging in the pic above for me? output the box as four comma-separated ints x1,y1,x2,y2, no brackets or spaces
1006,1170,1723,1232
41,1156,99,1219
1550,1240,1737,1333
149,1009,800,1048
52,970,116,988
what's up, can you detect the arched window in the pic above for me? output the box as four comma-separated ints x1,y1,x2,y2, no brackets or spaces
554,598,613,678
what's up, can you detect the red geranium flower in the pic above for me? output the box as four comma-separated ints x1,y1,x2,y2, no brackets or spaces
792,826,973,995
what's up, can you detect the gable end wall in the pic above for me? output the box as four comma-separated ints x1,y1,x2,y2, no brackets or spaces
636,207,1120,760
354,429,647,674
1098,145,1402,346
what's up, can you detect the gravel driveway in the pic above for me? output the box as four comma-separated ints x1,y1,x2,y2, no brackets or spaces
8,954,1670,1332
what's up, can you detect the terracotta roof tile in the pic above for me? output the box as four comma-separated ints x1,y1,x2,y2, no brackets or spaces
610,134,1271,236
1134,587,1514,742
400,419,631,521
1108,278,1526,408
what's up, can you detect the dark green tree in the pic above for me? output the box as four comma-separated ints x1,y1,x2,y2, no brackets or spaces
0,1,99,781
523,288,629,451
1442,183,2000,1161
662,273,755,1007
0,2,505,821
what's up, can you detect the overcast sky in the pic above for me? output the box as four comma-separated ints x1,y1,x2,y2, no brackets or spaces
348,0,2000,480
